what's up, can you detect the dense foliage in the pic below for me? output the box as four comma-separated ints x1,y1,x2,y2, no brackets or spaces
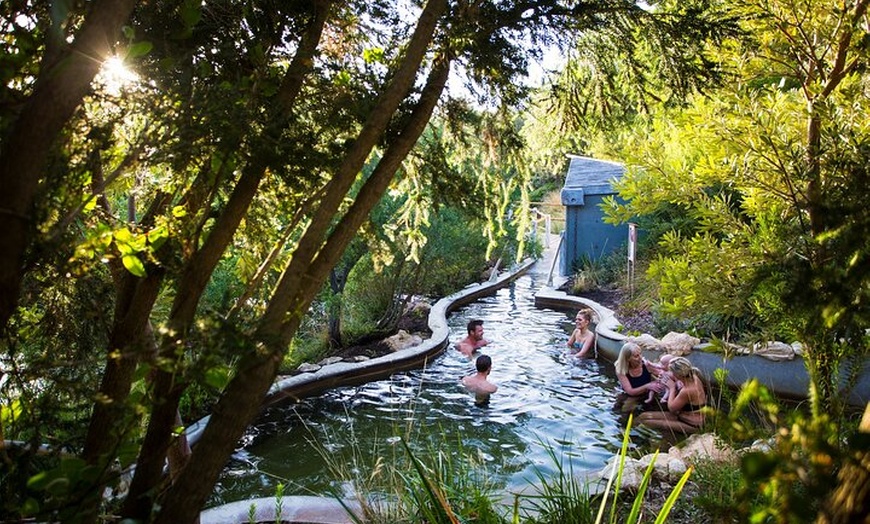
0,1,735,522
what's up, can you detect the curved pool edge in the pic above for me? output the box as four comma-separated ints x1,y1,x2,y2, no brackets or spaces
200,495,362,524
533,288,869,408
196,259,537,523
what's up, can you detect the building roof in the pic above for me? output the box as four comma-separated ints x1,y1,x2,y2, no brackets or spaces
563,155,624,195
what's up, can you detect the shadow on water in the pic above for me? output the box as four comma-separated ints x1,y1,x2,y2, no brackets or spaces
209,273,665,507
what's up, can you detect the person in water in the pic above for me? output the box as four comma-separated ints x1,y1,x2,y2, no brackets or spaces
645,353,678,404
566,309,595,358
457,319,489,357
613,342,665,411
637,357,707,433
461,354,498,404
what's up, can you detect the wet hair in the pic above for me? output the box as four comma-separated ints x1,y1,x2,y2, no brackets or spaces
476,354,492,372
669,357,700,380
614,342,641,376
467,319,484,335
575,310,593,322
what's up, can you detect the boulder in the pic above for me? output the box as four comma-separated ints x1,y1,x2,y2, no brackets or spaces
297,363,321,373
317,356,344,366
668,433,736,464
752,341,796,361
629,333,662,350
660,332,701,356
384,329,423,352
600,457,645,491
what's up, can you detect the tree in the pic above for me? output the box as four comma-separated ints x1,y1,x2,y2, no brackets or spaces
607,0,870,420
0,1,736,522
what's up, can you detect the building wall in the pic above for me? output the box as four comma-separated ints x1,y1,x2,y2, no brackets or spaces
559,156,629,276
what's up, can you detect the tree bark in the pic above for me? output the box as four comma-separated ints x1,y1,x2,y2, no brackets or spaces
816,403,870,524
151,4,448,522
0,0,138,331
121,4,332,519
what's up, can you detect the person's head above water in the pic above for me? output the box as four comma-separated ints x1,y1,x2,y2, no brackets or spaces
575,309,593,325
467,319,484,339
614,342,642,375
475,354,492,373
668,357,699,381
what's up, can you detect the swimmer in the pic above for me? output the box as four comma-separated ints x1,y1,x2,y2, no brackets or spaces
457,319,489,357
566,309,595,358
645,354,680,404
461,354,497,404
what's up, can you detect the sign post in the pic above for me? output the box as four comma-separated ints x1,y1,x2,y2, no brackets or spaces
627,223,637,298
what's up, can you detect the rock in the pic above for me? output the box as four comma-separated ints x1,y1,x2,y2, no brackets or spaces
637,452,687,482
601,457,645,491
752,341,795,361
791,341,804,356
668,433,736,464
347,355,370,363
660,332,701,356
297,363,321,373
317,356,344,366
629,333,662,350
384,329,423,352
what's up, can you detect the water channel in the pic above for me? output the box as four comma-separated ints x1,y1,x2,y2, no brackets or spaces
209,272,658,508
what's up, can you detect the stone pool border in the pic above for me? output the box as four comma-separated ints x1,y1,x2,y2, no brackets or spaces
199,259,536,523
535,288,870,407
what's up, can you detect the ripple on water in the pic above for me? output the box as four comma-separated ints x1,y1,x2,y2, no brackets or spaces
209,274,641,507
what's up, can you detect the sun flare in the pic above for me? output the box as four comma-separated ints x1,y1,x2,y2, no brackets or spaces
98,56,139,95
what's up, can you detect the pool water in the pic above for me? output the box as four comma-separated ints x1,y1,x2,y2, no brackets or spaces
209,273,655,506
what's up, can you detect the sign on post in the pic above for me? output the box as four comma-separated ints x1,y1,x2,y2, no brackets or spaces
627,223,637,298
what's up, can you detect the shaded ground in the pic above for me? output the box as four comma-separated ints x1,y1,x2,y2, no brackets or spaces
327,310,432,361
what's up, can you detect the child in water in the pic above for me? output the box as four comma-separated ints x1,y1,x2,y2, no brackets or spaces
645,353,680,404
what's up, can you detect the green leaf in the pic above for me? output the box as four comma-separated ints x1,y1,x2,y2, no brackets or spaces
122,255,146,277
27,471,52,490
128,41,153,58
21,498,39,516
204,366,231,390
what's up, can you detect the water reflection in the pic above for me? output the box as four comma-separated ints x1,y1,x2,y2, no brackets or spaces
210,273,652,507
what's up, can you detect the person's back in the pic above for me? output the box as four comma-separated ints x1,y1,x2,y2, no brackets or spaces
461,355,497,403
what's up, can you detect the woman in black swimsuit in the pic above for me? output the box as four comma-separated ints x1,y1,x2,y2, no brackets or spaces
637,357,707,434
614,342,665,411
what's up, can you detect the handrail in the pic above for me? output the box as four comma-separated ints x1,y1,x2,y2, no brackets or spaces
547,232,564,288
530,208,552,248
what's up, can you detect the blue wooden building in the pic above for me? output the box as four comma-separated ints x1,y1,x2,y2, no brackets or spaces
559,155,627,276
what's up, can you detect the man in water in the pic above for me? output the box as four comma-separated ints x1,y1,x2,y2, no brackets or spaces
461,354,498,404
457,319,489,357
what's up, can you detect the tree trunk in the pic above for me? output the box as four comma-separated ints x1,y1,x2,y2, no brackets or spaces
0,0,138,331
151,5,448,522
120,4,332,519
816,403,870,524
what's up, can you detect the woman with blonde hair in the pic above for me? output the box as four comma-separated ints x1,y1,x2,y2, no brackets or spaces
614,342,664,411
566,309,595,358
637,357,707,433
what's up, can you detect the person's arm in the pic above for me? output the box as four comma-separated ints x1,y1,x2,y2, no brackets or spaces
475,338,490,349
644,359,664,378
567,329,578,347
664,376,688,413
575,332,594,357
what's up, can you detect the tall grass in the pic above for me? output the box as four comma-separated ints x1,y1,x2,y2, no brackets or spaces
314,411,692,524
